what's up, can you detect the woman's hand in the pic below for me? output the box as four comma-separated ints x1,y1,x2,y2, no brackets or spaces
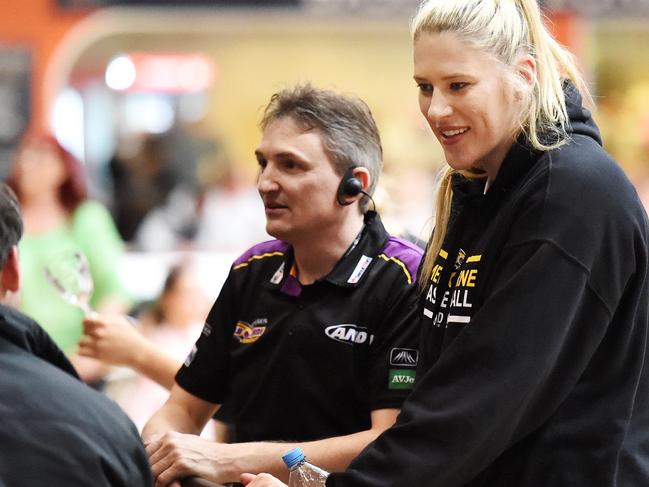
78,313,145,367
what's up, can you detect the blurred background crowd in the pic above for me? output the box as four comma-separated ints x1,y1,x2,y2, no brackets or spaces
1,0,648,432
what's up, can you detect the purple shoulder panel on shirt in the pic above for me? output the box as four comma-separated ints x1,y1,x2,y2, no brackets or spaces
381,236,424,279
233,239,290,267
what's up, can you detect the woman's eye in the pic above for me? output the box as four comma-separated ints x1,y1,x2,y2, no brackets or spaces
417,83,433,95
450,82,468,91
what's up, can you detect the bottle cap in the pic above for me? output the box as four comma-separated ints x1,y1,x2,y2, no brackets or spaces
282,448,305,469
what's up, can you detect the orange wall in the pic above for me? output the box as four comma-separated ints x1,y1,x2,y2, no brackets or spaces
548,10,587,65
0,0,89,130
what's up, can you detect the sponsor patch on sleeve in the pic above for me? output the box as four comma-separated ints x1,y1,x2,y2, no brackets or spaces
388,369,416,390
201,323,212,337
183,344,198,367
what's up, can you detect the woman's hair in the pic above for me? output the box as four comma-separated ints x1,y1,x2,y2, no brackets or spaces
412,0,591,287
6,132,88,212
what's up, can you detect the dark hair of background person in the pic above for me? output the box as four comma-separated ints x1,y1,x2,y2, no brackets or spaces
150,263,187,325
6,132,88,212
259,83,383,211
0,184,24,268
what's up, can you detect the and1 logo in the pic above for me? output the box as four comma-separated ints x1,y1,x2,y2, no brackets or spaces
389,369,416,390
325,324,375,345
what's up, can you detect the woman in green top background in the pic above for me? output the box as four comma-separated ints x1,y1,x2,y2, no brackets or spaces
7,132,129,382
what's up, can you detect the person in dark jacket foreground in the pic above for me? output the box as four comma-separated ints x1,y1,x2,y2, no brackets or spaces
242,0,649,486
0,184,152,487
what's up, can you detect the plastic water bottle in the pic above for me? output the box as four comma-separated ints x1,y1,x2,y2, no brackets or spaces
282,448,329,487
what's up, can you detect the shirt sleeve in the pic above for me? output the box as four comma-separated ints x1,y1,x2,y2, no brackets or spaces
327,240,614,486
366,276,421,411
175,269,238,404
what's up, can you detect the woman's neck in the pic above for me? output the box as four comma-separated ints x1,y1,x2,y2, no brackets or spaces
21,190,61,207
21,195,69,235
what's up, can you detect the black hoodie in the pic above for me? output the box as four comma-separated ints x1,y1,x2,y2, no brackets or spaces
327,84,649,486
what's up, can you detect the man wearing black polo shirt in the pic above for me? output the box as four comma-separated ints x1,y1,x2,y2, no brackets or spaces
143,84,423,486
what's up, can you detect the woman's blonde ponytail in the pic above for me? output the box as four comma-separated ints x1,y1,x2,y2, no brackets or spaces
517,0,592,149
419,167,455,288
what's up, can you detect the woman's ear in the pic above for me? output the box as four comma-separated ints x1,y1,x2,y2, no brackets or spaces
515,54,537,88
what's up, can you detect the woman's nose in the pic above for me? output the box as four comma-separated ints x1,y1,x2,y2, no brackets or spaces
427,91,453,120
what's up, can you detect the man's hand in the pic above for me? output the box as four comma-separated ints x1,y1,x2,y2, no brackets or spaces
146,431,235,486
79,313,145,367
240,473,288,487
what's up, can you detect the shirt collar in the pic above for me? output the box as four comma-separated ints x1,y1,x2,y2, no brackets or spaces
266,211,390,296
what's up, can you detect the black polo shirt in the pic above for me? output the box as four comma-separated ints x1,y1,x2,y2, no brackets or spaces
176,212,423,443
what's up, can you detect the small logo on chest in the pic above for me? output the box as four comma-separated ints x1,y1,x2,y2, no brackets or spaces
390,348,418,367
325,324,374,345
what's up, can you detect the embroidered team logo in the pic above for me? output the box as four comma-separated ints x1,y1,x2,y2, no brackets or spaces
325,324,374,345
454,248,467,269
234,319,267,344
390,348,418,367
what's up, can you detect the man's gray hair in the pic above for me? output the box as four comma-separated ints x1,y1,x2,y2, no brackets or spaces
260,84,383,212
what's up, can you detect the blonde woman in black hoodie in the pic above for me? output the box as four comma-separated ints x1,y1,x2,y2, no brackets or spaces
243,0,649,486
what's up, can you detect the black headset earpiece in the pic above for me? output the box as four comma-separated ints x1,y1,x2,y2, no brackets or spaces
336,166,363,206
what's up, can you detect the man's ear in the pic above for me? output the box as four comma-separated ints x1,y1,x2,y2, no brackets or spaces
1,246,21,293
352,167,371,194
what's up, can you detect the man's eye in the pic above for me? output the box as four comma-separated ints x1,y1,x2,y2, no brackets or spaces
257,158,267,169
282,160,297,170
450,82,468,91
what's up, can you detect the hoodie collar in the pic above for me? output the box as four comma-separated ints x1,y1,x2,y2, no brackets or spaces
452,81,595,206
451,136,540,209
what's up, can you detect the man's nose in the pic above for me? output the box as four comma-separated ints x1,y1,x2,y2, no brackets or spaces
258,166,279,194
